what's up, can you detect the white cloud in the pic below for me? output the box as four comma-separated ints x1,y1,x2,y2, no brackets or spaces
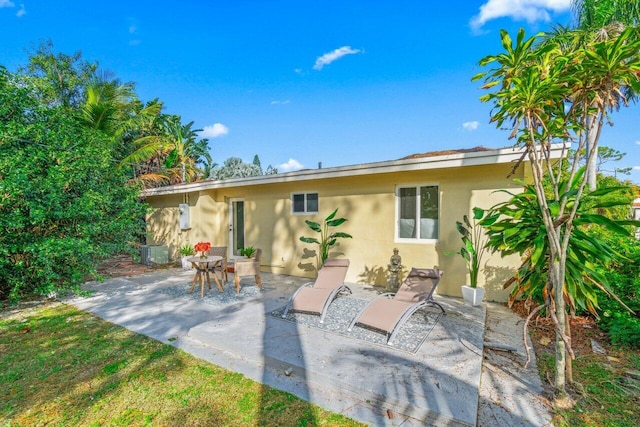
313,46,362,71
462,121,479,131
270,100,291,105
470,0,570,31
635,140,640,145
634,166,640,171
0,0,25,16
279,158,304,172
200,123,229,138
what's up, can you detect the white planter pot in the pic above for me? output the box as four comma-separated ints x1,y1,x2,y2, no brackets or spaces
181,256,193,270
461,285,485,306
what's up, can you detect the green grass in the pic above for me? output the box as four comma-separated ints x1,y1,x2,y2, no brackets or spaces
0,302,364,426
533,332,640,426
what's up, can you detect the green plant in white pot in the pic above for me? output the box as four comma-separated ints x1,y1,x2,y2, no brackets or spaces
240,246,256,258
454,207,487,306
300,208,352,268
179,244,195,270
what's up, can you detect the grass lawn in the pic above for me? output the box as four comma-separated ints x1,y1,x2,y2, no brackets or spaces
528,314,640,426
0,301,364,426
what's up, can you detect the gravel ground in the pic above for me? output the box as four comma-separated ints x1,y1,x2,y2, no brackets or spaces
156,281,267,306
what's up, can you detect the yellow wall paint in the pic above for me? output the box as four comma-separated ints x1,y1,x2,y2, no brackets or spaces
146,162,524,301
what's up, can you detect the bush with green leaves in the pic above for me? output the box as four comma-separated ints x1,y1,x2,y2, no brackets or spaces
589,226,640,348
0,67,147,301
480,175,639,316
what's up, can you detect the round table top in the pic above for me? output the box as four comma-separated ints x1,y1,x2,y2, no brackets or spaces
187,255,222,264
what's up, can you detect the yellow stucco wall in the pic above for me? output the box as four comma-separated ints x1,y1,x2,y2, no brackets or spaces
145,162,524,301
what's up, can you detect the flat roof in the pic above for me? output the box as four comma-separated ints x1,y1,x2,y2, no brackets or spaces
141,144,567,197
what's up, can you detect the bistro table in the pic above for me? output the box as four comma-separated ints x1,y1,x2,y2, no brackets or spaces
187,255,223,297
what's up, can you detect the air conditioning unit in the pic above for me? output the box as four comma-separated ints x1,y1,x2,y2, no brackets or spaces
141,245,169,266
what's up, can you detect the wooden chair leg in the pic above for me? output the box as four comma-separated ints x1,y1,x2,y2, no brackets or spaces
189,274,198,294
255,274,262,290
200,274,205,297
211,271,223,292
234,275,241,294
205,270,212,290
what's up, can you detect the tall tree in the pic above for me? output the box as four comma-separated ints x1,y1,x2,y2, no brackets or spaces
122,114,210,186
571,0,640,189
19,40,97,109
0,67,146,300
80,74,137,139
209,157,262,180
475,25,640,406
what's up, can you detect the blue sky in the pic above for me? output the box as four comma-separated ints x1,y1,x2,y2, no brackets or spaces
1,0,639,182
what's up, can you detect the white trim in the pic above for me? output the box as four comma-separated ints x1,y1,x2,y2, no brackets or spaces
228,198,244,258
394,183,440,243
141,144,567,197
290,191,319,215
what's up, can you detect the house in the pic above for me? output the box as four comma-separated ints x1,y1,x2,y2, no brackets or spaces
141,145,565,302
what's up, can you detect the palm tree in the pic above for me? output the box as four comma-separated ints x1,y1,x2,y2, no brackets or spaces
122,114,210,187
573,0,640,29
476,24,640,405
570,0,640,189
80,75,136,141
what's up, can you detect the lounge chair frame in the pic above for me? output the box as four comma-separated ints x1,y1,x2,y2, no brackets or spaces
281,258,351,323
282,281,352,323
348,268,444,346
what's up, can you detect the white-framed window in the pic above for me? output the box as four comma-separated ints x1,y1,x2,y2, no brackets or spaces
396,184,439,241
291,192,318,214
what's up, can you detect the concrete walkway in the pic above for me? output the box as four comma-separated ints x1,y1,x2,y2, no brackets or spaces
66,268,552,426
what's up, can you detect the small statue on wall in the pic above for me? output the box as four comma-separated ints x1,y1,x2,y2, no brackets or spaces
387,248,402,291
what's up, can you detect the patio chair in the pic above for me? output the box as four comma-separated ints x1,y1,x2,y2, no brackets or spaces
281,258,351,323
348,268,444,345
233,248,262,293
207,246,228,283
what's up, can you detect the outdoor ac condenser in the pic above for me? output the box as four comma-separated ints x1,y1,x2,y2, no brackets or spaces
141,245,169,266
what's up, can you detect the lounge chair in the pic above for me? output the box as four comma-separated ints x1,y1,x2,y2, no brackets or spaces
281,258,351,323
233,248,262,293
348,268,444,345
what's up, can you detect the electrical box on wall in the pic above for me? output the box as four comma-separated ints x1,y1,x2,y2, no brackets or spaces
178,203,190,230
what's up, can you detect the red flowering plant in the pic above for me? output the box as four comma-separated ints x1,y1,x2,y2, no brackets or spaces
194,242,211,258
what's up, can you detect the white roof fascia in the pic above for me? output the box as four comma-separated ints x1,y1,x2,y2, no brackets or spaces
141,143,567,197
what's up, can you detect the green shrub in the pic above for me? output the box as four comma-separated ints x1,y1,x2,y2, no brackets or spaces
600,312,640,348
589,224,640,348
0,68,147,301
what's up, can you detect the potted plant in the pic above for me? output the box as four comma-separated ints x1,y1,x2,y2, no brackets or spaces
454,207,487,306
240,246,256,258
300,208,352,268
179,244,195,269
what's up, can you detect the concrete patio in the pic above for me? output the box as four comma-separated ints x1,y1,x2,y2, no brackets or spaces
66,268,552,426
